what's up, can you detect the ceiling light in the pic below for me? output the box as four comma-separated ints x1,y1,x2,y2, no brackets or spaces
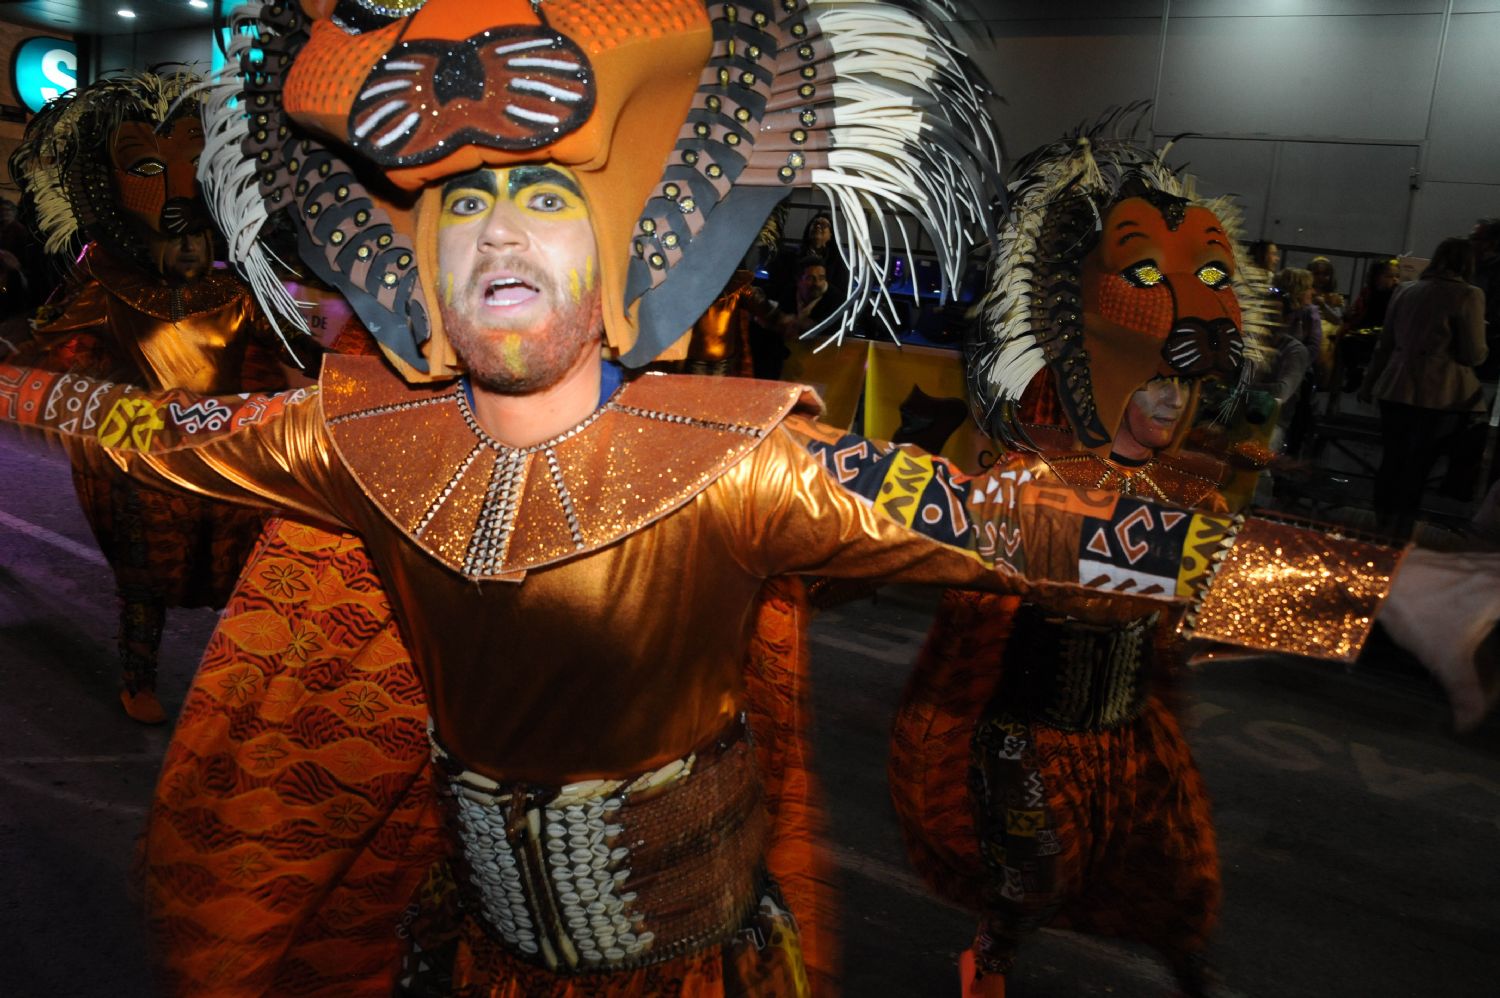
188,0,209,7
117,8,136,16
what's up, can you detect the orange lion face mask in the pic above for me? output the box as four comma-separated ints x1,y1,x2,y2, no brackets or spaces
11,72,212,278
1076,191,1244,450
109,116,214,282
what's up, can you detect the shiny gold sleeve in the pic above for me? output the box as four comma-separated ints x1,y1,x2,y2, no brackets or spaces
0,363,346,526
725,426,1026,593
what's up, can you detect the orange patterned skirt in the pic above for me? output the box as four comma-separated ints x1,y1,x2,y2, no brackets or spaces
890,589,1220,976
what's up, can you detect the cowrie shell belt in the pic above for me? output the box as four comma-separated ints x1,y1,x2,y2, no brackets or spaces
428,716,767,973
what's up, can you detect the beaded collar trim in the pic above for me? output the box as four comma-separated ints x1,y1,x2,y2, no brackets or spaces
321,356,808,580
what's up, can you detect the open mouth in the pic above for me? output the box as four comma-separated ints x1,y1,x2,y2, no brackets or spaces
482,276,540,309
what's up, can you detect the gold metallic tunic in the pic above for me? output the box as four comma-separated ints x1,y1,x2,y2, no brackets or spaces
7,354,1400,780
70,357,1009,783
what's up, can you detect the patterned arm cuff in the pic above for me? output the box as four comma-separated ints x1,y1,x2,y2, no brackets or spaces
1,363,310,453
1,363,339,527
790,419,973,547
1180,514,1402,662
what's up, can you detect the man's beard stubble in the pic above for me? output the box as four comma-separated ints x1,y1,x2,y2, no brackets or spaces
442,262,603,396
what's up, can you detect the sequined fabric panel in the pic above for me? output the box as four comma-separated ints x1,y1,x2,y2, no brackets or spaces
1185,517,1400,662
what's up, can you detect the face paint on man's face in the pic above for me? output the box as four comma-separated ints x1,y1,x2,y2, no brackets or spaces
435,165,603,395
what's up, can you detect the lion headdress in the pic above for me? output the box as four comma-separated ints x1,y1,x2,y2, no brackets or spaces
968,114,1274,455
200,0,1004,381
9,70,210,266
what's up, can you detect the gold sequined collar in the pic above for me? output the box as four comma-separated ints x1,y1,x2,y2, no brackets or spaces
1015,426,1227,509
320,356,813,582
1038,450,1225,509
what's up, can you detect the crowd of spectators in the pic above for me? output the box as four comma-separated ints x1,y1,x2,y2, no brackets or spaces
1234,224,1499,540
748,210,850,379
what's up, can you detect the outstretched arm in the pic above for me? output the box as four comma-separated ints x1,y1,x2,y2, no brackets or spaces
0,363,347,528
785,416,1406,664
728,424,1019,593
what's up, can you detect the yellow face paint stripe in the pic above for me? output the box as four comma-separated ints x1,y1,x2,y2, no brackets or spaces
501,335,525,375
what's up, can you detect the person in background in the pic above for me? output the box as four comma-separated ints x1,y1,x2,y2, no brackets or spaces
1308,255,1346,324
1255,324,1313,455
1276,267,1321,455
750,256,837,381
879,129,1500,998
1338,257,1400,391
1249,239,1281,278
1278,267,1322,357
1360,237,1488,539
1471,218,1500,381
769,212,848,325
5,72,296,724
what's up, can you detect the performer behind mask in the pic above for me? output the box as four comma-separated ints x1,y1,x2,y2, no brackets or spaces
7,72,296,723
892,125,1277,998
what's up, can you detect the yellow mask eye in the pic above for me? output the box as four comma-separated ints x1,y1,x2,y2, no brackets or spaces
1197,263,1230,288
1124,261,1164,288
128,158,165,178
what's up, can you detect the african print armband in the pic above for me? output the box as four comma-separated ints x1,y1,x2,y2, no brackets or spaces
798,428,972,547
964,469,1236,598
968,477,1397,661
0,363,311,452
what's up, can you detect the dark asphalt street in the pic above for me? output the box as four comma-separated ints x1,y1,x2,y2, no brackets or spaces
3,436,1499,997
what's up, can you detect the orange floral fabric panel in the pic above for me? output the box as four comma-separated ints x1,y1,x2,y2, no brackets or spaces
143,517,443,998
742,577,835,996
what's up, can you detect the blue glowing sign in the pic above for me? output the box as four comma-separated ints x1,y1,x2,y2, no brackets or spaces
11,37,77,114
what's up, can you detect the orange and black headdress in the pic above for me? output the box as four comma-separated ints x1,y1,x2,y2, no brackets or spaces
10,70,209,263
968,113,1273,455
202,0,1002,382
